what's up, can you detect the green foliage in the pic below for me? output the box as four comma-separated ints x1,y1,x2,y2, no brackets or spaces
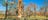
2,2,6,6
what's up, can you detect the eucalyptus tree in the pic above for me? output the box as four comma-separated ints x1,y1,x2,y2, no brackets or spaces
2,0,8,20
2,0,17,18
43,0,48,16
40,7,45,16
30,3,37,16
33,4,37,16
4,0,17,16
8,0,16,16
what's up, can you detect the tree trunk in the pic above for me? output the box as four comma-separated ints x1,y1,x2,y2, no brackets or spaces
44,7,47,16
34,8,36,16
4,2,8,20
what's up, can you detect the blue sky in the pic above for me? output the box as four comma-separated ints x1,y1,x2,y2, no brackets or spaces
23,0,44,11
0,0,44,11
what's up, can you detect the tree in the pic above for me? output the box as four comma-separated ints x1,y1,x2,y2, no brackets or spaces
2,0,8,20
44,0,48,16
40,7,45,16
2,0,16,20
33,4,36,16
29,3,37,16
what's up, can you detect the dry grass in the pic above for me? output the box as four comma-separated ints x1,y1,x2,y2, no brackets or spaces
0,14,5,18
0,14,48,20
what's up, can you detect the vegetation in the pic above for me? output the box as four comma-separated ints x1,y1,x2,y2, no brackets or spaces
0,0,48,20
